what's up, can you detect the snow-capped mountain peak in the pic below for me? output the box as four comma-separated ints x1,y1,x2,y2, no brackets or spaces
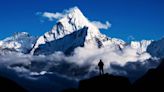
45,7,100,40
54,6,100,38
30,7,160,57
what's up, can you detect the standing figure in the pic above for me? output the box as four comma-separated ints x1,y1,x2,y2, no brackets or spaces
98,59,104,75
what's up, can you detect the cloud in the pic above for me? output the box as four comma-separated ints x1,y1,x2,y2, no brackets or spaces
40,7,80,21
110,58,160,81
91,21,111,30
42,12,64,21
65,45,151,67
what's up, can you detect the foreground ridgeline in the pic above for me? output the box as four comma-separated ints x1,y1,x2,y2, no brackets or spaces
79,74,131,92
62,59,164,92
62,74,131,92
0,76,27,92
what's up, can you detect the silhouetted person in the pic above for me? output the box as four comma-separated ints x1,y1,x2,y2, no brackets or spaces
98,59,104,75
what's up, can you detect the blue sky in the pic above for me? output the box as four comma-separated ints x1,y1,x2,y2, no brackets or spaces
0,0,164,41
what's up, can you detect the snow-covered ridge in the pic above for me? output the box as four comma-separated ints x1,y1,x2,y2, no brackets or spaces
130,40,152,54
0,32,37,53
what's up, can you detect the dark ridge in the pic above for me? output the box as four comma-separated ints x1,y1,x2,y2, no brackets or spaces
62,73,132,92
0,75,27,92
79,74,131,92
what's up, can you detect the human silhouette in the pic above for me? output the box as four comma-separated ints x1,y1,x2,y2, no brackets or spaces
98,59,104,75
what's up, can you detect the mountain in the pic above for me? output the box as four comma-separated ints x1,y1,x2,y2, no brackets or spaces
31,7,125,55
133,59,164,92
0,7,156,58
0,32,37,54
147,38,164,58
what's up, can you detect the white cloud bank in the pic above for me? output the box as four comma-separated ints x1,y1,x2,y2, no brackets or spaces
0,46,152,77
0,46,160,92
0,38,160,83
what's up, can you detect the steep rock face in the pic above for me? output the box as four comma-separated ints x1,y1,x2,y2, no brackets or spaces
31,7,125,55
147,38,164,58
34,27,88,55
0,32,37,53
